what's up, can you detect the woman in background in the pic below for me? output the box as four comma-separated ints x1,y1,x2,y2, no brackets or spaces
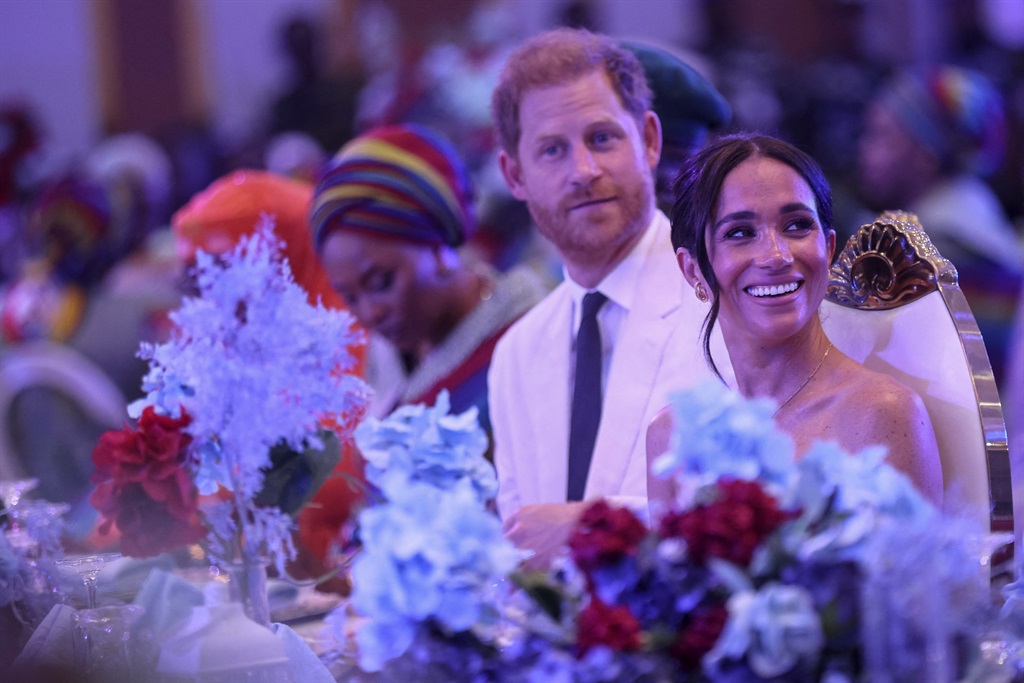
856,65,1021,384
311,124,546,433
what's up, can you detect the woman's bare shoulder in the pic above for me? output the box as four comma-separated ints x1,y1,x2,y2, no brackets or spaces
829,361,927,423
826,359,943,503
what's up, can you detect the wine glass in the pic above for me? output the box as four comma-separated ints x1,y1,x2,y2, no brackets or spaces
58,552,123,609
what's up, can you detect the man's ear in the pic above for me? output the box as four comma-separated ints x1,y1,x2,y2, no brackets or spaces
676,248,703,290
499,149,528,201
643,110,663,170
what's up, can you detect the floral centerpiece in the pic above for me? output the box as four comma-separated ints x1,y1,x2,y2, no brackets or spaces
502,381,1004,682
89,220,369,625
324,379,1007,682
323,391,522,677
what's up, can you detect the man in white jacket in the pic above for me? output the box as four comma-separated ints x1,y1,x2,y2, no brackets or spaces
489,28,729,565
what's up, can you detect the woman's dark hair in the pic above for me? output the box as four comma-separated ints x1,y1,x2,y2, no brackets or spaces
669,132,834,379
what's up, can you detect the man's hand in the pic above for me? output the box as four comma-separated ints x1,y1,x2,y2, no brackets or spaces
503,502,589,570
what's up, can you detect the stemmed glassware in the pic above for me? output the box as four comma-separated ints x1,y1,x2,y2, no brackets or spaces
2,483,70,641
58,552,123,609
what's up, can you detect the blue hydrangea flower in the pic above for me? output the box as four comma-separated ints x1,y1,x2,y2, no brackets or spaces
349,479,521,671
706,582,823,678
356,390,497,504
784,441,937,562
652,380,795,495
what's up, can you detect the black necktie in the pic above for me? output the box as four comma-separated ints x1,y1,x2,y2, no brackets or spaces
567,291,607,501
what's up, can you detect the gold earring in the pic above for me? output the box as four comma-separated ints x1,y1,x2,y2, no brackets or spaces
695,282,709,302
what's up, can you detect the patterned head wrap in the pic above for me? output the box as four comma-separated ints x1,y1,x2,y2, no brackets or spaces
310,124,476,250
878,65,1007,176
29,175,113,287
1,176,108,342
172,169,343,309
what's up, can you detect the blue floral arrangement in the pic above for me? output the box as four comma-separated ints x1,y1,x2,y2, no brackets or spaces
325,380,1013,681
324,392,521,675
502,380,1006,682
127,220,369,574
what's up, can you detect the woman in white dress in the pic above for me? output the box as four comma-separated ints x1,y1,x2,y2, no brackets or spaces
647,133,944,507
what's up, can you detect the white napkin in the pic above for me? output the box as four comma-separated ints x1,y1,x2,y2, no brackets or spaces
96,553,174,598
273,622,336,683
10,603,76,678
132,567,205,636
156,603,291,678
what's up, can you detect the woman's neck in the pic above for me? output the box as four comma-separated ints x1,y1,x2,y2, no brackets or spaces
414,267,493,364
724,322,833,405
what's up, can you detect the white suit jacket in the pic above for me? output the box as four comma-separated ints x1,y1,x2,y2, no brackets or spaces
489,212,730,519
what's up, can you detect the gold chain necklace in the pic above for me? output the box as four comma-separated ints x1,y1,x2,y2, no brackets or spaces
773,342,833,418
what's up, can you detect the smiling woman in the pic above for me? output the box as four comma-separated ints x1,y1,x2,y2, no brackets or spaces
646,133,944,508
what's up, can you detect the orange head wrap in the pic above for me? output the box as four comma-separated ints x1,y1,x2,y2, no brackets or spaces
172,169,343,309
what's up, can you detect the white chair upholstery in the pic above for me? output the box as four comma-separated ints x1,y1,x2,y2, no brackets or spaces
0,341,127,482
820,211,1012,537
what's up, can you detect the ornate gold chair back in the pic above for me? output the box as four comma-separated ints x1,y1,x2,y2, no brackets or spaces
821,211,1012,542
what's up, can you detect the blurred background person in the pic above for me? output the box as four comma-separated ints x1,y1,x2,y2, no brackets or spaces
311,123,547,434
263,130,327,184
171,169,367,591
0,104,42,287
81,132,181,324
267,13,364,156
0,130,182,546
856,64,1023,388
0,174,152,540
622,40,732,214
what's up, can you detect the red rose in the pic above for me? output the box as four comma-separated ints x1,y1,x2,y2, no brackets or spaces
659,478,791,567
93,482,204,557
90,406,203,557
92,407,193,486
671,602,728,671
568,500,648,576
576,597,642,656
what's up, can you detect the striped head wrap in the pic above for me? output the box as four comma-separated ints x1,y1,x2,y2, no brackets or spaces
878,65,1007,177
310,124,475,250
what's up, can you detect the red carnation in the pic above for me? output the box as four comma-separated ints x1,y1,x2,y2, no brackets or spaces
659,478,791,567
671,602,728,671
568,500,648,577
90,406,204,557
576,597,642,656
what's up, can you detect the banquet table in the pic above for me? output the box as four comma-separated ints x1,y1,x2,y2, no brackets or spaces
7,555,355,683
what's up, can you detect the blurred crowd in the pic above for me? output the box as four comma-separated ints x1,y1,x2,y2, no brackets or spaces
0,0,1021,554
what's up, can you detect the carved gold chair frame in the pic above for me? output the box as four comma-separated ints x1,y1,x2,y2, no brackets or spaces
824,211,1013,546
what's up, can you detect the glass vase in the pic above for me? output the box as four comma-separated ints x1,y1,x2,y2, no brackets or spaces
71,604,147,680
224,555,272,629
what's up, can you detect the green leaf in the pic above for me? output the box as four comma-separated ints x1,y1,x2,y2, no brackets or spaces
254,430,342,516
511,570,565,622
